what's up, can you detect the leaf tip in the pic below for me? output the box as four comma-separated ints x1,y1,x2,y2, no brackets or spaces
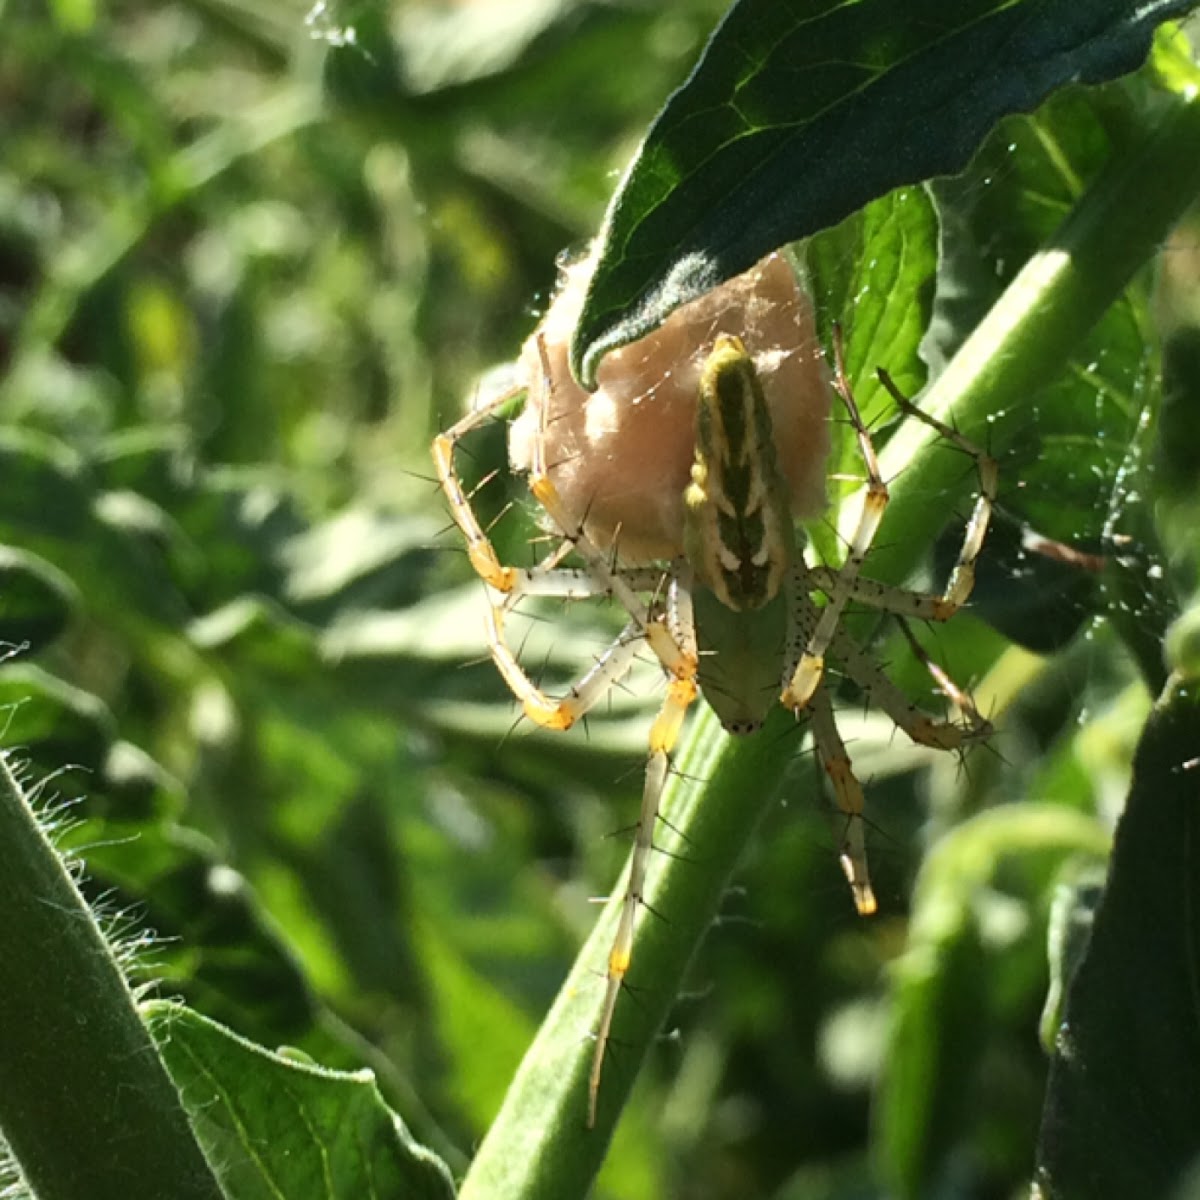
571,247,725,389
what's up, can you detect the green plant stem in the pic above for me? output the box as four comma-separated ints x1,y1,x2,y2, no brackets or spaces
0,753,224,1200
458,703,801,1200
860,85,1200,683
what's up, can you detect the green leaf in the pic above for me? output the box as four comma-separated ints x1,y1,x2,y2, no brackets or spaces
146,1001,457,1200
804,183,939,556
854,79,1200,653
921,71,1179,660
413,919,537,1134
572,0,1194,385
879,805,1109,1198
807,186,938,422
0,544,78,652
0,663,116,779
71,820,320,1044
1035,678,1200,1198
0,429,186,629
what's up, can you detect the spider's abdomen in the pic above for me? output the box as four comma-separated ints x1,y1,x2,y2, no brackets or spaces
684,335,795,612
692,582,788,733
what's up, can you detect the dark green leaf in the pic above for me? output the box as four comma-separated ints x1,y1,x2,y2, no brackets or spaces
146,1002,457,1200
0,430,186,628
0,545,78,652
926,74,1170,610
0,664,116,779
847,69,1200,643
1035,679,1200,1199
281,509,441,622
573,0,1194,385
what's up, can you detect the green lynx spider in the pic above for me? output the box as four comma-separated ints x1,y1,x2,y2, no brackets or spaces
433,327,996,1127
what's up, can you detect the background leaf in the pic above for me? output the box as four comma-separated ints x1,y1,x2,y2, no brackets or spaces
147,1001,456,1200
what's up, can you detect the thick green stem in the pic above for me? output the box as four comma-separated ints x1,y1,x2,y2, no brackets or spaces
0,753,224,1200
459,704,801,1199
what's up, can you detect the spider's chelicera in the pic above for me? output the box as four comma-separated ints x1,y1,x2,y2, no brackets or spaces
432,252,996,1127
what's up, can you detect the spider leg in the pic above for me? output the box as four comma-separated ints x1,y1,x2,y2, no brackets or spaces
806,372,997,620
587,573,699,1128
831,627,990,751
514,563,668,599
874,367,998,619
783,328,888,712
666,569,698,660
894,618,992,740
777,570,875,912
589,669,698,1128
782,350,996,902
436,343,702,1126
492,611,650,730
809,681,876,915
804,570,964,621
432,380,529,593
433,370,679,730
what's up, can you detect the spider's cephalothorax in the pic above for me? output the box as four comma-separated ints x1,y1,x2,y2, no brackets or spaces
432,253,995,1126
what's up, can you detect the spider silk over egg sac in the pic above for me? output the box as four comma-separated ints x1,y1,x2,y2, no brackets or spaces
508,252,833,565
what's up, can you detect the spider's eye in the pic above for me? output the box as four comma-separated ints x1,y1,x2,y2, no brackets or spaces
726,719,763,736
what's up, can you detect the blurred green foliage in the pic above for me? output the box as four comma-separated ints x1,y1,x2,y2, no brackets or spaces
2,2,1200,1198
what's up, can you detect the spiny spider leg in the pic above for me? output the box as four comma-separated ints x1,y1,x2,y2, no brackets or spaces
527,335,701,1127
436,408,644,727
783,326,889,713
806,378,996,623
666,571,698,661
874,366,998,619
808,679,875,915
803,571,970,621
434,336,702,1128
434,342,693,730
589,665,698,1128
830,626,990,751
780,333,997,911
892,618,992,740
501,562,667,601
432,381,529,594
778,568,875,913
